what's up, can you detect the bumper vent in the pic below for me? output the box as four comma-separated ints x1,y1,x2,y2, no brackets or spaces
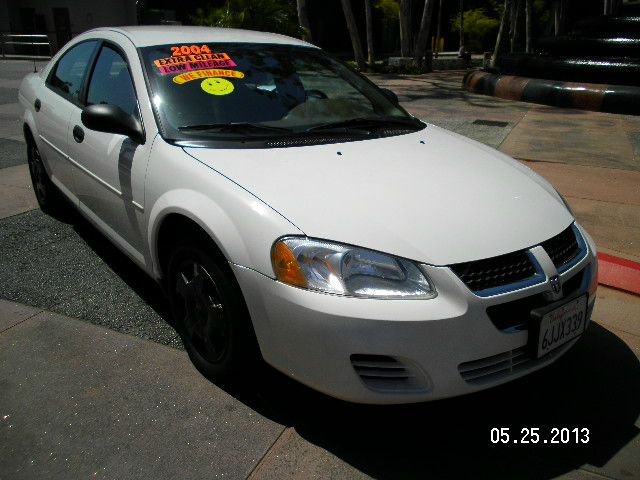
541,225,581,269
458,342,574,385
459,347,530,384
350,354,429,393
450,250,537,293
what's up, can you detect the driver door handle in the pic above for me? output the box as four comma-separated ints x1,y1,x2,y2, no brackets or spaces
72,125,84,143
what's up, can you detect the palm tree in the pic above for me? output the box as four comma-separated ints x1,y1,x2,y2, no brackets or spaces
525,0,533,53
297,0,313,42
413,0,434,67
341,0,367,70
364,0,375,67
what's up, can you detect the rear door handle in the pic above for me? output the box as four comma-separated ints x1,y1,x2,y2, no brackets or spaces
34,98,41,112
72,125,84,143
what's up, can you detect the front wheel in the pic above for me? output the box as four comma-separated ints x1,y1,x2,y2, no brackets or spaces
26,140,64,215
167,242,257,380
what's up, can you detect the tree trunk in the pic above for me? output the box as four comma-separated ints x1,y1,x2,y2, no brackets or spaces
525,0,533,53
399,0,412,57
413,0,434,66
297,0,313,42
341,0,367,70
434,0,443,55
554,0,567,36
509,0,520,53
364,0,375,66
459,0,464,52
491,0,511,68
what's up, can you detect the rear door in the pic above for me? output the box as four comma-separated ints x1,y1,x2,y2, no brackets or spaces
38,40,98,199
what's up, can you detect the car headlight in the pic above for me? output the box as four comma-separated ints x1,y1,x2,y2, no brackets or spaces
271,237,436,299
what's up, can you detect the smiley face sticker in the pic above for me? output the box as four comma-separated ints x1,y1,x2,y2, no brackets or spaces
201,78,235,96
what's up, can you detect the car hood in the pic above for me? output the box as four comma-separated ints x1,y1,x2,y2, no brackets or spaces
183,125,573,265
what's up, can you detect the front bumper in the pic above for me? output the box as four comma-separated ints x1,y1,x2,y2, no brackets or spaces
233,225,598,404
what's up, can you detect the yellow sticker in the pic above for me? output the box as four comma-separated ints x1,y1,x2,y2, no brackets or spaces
201,78,235,96
173,68,244,85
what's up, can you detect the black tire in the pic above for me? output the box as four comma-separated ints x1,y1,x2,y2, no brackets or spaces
167,241,257,381
26,139,64,215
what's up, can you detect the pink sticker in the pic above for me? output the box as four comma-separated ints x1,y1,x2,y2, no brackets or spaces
159,58,237,75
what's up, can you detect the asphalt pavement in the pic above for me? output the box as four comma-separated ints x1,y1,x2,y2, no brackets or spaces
1,59,639,479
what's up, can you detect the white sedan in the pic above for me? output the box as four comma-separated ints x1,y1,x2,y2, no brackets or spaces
18,26,597,404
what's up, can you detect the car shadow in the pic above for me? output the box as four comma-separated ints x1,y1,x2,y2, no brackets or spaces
50,206,174,328
58,209,639,478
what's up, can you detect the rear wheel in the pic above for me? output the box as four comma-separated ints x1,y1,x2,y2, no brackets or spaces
167,241,256,380
26,140,64,215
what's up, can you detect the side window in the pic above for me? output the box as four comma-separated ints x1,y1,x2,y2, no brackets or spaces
47,41,97,103
86,45,138,117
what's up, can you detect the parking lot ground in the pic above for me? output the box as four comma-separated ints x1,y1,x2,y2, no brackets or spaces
1,61,639,479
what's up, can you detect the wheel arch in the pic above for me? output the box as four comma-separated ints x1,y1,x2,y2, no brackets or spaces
23,122,35,144
148,190,252,282
155,212,231,280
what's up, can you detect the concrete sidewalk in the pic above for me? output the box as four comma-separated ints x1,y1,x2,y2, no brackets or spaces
1,61,639,479
1,298,639,479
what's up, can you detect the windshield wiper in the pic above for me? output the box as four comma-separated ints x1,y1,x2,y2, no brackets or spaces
178,122,293,135
304,116,423,134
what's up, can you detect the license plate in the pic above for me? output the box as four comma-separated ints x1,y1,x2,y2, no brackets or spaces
533,295,588,358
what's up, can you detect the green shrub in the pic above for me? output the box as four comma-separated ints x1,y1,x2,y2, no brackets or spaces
451,8,500,53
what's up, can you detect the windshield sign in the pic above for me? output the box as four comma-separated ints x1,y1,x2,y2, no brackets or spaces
140,43,422,144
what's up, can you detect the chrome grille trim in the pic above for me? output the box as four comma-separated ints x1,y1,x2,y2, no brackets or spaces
450,223,588,297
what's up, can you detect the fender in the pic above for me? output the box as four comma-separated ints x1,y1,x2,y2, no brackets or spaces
148,189,249,279
145,140,304,281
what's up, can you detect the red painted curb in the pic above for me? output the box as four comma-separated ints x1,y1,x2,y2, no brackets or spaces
597,253,640,295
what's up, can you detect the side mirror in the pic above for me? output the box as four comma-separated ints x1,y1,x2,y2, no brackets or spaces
81,104,145,144
380,87,399,105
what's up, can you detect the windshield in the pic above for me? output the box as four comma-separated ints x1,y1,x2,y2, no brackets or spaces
140,43,422,143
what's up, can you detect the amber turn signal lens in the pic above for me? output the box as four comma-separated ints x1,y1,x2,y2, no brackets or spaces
271,241,308,288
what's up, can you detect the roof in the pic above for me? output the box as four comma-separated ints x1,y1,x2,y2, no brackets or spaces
85,26,316,49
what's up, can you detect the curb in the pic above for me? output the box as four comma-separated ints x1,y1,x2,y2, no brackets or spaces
598,253,640,295
463,70,640,116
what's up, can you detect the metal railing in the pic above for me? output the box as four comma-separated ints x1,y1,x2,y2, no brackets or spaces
1,33,52,58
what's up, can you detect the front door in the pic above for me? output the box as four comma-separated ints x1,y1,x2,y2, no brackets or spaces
66,43,149,261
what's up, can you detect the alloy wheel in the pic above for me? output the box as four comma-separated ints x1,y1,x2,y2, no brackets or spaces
174,260,230,364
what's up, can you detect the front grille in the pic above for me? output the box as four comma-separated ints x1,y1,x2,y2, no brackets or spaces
486,268,585,331
450,250,537,293
541,225,581,269
350,354,429,393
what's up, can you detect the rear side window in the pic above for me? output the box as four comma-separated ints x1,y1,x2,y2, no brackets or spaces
86,45,138,117
47,41,97,103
